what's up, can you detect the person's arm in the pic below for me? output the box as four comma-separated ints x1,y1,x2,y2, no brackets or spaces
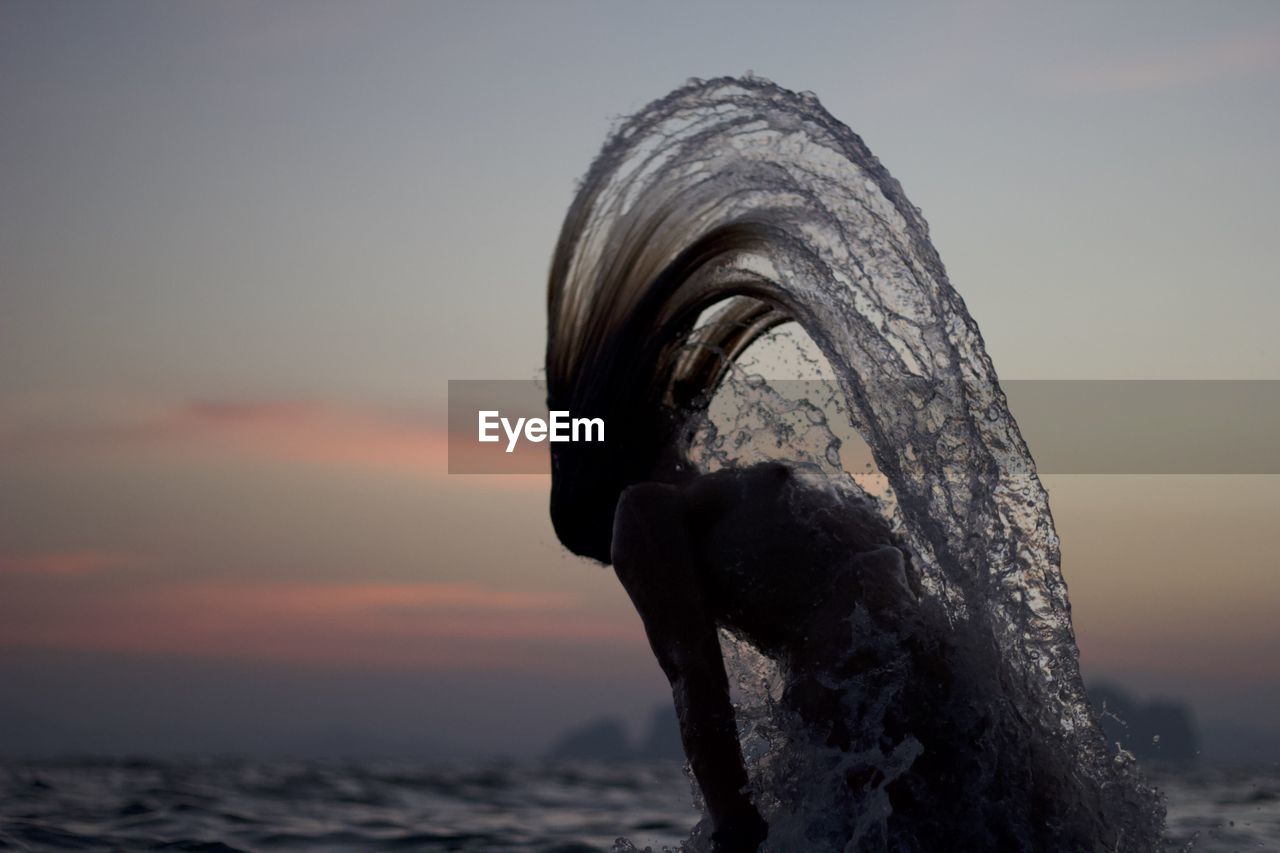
611,482,767,853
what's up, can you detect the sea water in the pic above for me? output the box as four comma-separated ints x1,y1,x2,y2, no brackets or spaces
1,758,1275,851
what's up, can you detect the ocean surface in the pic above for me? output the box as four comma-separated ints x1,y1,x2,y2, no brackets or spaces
1,758,1276,852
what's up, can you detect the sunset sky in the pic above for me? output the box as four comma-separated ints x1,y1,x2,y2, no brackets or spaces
2,0,1279,757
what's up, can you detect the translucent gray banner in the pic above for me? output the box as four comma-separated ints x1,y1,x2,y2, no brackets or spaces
447,380,1280,475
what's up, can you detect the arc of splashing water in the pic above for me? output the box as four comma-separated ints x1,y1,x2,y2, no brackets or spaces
548,75,1097,748
544,77,1168,852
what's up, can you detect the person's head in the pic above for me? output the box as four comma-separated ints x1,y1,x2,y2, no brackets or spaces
547,438,621,564
544,110,792,565
546,388,682,564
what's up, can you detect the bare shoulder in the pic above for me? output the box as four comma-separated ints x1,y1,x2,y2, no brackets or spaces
682,462,907,557
614,480,685,522
680,460,793,506
610,464,797,546
617,461,900,555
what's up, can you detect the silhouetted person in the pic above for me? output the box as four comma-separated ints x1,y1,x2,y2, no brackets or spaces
551,430,941,853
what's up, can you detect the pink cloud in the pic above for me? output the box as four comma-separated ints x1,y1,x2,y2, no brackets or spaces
0,398,548,484
0,579,643,670
1051,31,1280,94
0,550,136,577
168,399,450,472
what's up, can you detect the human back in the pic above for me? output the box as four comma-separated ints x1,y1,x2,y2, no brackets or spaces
672,461,916,658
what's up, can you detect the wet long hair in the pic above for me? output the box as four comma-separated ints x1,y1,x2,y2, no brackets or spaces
544,78,911,566
546,214,792,563
543,78,901,564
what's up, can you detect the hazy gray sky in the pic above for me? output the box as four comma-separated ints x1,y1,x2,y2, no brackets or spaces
2,0,1278,756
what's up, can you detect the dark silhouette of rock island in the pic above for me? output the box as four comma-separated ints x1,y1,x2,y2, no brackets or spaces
1089,682,1200,762
1201,722,1280,764
545,718,632,761
637,705,684,760
546,705,683,761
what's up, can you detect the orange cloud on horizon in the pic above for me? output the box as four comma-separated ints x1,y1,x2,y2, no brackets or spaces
0,550,138,577
0,397,548,486
0,577,643,670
